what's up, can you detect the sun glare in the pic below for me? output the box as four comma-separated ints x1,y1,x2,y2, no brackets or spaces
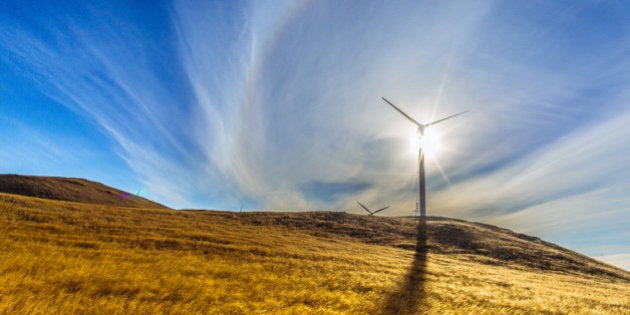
411,129,441,158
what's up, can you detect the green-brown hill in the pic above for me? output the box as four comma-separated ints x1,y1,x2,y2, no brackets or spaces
0,175,628,314
231,211,629,281
0,174,168,209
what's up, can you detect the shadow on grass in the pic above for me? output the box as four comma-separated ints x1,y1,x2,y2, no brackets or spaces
382,216,427,314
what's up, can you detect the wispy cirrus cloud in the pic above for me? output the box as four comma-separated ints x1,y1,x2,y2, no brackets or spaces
430,102,630,255
1,1,629,268
0,1,201,206
174,0,496,210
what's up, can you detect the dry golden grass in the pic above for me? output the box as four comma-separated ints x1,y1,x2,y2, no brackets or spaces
0,191,628,314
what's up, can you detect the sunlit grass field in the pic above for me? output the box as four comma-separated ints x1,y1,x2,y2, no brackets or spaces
1,192,628,314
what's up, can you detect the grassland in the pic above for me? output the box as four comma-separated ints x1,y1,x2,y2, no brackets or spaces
0,191,629,314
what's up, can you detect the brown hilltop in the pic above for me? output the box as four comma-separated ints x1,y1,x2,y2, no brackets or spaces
0,174,168,209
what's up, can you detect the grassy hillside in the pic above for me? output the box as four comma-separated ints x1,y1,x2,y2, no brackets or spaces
0,174,168,209
0,187,628,313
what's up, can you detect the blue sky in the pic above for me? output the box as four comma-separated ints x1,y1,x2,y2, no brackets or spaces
1,0,629,270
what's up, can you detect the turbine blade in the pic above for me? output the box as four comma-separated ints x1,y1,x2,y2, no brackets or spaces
372,206,390,214
382,97,423,127
424,111,468,127
357,201,373,214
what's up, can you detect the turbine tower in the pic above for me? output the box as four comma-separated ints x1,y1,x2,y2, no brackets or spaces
382,97,466,217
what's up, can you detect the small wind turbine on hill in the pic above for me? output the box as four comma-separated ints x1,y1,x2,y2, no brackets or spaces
357,201,390,216
382,97,466,217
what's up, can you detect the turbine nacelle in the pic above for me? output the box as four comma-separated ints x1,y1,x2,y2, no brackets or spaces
381,97,467,137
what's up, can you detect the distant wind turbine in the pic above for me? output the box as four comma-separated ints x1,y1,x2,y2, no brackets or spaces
382,97,466,217
357,201,390,216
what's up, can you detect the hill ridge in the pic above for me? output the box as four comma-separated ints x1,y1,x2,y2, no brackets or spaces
208,210,629,281
0,174,168,209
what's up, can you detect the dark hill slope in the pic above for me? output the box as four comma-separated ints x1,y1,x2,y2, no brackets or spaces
0,174,168,209
212,211,629,281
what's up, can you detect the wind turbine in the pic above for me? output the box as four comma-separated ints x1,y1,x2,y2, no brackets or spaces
357,201,390,216
382,97,466,217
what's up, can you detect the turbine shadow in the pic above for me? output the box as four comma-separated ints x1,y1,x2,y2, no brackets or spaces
382,216,428,314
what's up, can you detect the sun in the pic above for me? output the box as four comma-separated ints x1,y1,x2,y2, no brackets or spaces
410,128,441,158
